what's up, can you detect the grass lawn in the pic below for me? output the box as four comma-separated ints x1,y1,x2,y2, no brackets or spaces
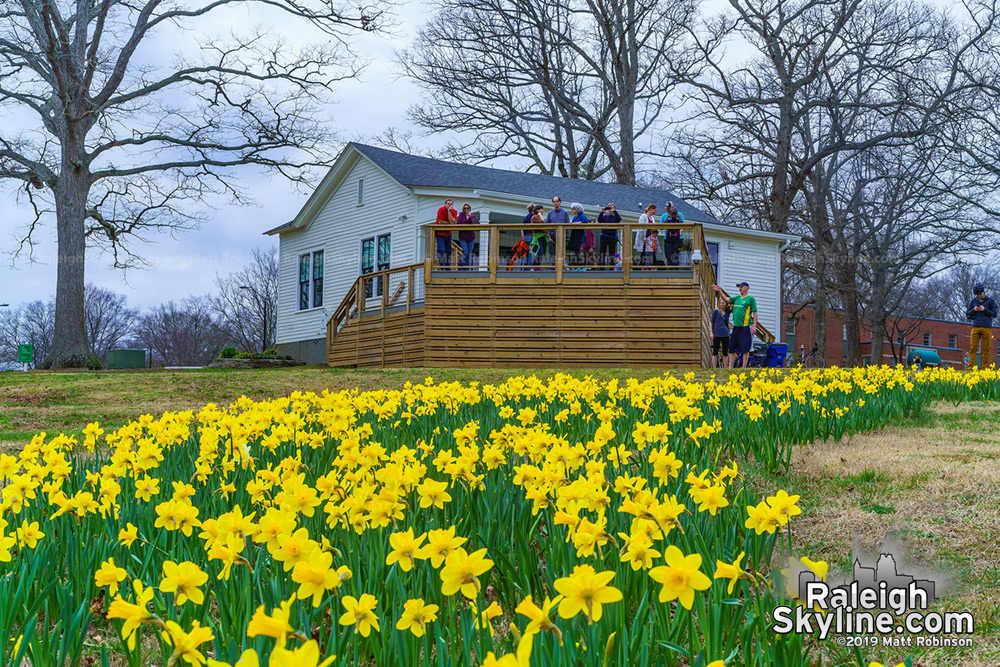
1,366,996,666
744,401,1000,666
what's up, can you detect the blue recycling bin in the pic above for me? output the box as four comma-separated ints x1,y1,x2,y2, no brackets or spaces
765,343,789,368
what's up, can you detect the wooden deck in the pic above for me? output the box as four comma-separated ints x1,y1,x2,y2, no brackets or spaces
327,222,773,368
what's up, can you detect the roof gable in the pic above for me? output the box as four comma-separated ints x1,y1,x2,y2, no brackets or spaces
351,142,717,222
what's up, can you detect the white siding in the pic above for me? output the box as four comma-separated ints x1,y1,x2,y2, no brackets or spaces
276,157,415,344
705,231,782,335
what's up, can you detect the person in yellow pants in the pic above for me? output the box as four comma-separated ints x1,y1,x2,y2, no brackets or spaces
966,282,997,368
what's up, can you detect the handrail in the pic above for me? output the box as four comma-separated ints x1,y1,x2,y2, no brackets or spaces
424,222,700,280
327,263,424,340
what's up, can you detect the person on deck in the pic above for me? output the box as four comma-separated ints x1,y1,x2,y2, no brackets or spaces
531,205,552,265
660,201,685,266
456,203,476,270
546,196,570,266
597,203,622,266
434,198,457,270
635,204,658,267
569,203,593,268
713,282,758,368
520,203,537,268
966,282,997,368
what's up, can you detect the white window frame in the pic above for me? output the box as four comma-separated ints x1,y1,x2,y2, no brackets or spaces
357,178,364,206
297,249,324,311
923,332,931,346
949,334,957,349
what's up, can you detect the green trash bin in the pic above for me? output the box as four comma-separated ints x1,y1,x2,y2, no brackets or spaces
906,348,940,368
107,349,146,369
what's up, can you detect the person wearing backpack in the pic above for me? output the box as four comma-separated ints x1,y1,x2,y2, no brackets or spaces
966,282,997,368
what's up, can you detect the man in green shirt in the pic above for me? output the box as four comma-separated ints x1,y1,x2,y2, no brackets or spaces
713,282,758,368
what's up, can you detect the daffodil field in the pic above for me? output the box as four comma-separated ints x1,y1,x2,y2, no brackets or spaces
1,367,998,667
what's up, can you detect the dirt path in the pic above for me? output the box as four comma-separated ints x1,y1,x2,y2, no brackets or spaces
748,402,1000,666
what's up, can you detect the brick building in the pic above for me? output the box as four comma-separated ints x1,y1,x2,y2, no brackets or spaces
782,303,998,368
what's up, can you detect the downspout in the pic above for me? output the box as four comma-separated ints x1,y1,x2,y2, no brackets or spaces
778,238,793,342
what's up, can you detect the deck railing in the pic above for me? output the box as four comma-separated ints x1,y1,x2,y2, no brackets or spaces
327,263,425,341
327,222,774,348
423,222,707,284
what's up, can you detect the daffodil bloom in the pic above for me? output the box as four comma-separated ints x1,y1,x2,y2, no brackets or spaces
247,597,296,640
15,520,43,549
440,547,494,599
472,600,503,636
272,527,318,572
620,536,661,570
648,545,713,610
339,594,380,637
160,561,208,606
95,557,128,596
515,595,563,642
269,640,335,667
553,565,622,624
481,629,535,667
767,489,802,524
714,551,749,595
385,528,426,572
161,619,214,666
106,579,154,650
291,548,340,607
207,649,259,667
395,598,439,637
417,478,452,509
118,523,139,548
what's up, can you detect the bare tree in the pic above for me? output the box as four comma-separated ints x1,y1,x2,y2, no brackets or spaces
85,285,139,361
0,300,55,367
211,247,279,353
0,0,388,367
668,0,1000,362
133,297,231,366
399,0,701,184
920,261,1000,322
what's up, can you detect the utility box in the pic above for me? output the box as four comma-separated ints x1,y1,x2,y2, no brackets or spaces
107,349,146,369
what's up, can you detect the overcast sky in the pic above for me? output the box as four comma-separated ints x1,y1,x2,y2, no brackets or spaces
0,0,438,309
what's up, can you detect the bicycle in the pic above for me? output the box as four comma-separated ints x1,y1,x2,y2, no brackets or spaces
791,344,826,368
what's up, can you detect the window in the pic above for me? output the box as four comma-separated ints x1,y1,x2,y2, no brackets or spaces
361,234,391,298
706,242,720,279
785,318,795,335
949,334,957,349
298,250,324,310
898,332,905,344
312,250,324,308
923,332,931,346
357,179,364,206
361,238,374,297
299,254,310,310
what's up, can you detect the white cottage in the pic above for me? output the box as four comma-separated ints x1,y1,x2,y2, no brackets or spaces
266,143,796,365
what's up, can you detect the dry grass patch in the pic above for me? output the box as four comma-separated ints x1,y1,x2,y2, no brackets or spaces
749,402,1000,666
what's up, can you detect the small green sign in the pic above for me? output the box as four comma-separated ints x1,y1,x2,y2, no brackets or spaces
17,344,33,364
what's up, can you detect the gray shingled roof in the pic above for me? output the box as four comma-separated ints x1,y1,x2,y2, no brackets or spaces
352,143,718,223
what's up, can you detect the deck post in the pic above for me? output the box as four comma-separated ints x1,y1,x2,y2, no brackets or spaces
424,225,433,285
489,226,499,284
692,225,702,286
622,223,631,283
406,266,413,314
556,225,564,284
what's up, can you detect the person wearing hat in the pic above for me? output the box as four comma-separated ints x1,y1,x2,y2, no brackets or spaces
713,282,757,368
966,282,997,368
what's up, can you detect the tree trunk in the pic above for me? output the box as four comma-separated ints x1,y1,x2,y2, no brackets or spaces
836,257,863,366
50,167,90,368
869,313,886,366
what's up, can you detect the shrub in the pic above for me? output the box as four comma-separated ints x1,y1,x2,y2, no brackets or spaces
85,353,102,371
220,346,237,359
